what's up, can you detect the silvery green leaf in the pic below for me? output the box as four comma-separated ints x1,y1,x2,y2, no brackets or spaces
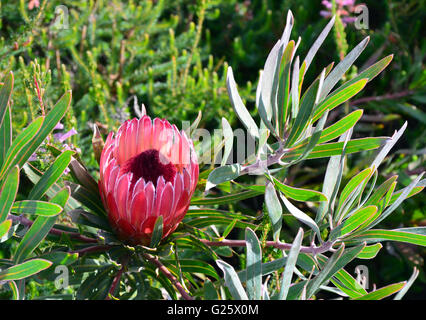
280,193,321,240
245,228,262,300
278,228,303,300
394,267,419,300
369,172,424,229
226,67,259,139
216,260,249,300
206,164,241,191
303,16,335,73
221,117,233,166
261,40,282,122
280,10,294,48
265,183,282,241
319,37,370,101
291,56,300,119
316,129,352,224
370,122,407,170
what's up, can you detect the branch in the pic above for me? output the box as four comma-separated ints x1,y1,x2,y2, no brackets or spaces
141,252,194,300
8,214,98,244
349,90,415,106
106,256,129,300
201,239,334,255
70,245,113,256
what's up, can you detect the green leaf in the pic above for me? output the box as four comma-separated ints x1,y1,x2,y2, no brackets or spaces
278,228,303,300
286,78,320,146
305,244,345,299
185,216,256,230
335,168,373,220
353,282,405,300
272,176,327,202
265,183,282,241
369,172,424,229
0,91,71,181
319,37,369,101
221,118,233,166
365,175,398,207
150,215,163,248
227,67,259,139
357,243,382,259
11,200,62,217
282,137,387,161
394,268,419,300
66,181,106,216
191,189,263,206
292,110,363,150
206,164,241,191
313,79,367,122
245,228,262,300
0,259,52,281
0,117,43,181
332,205,378,239
0,219,12,238
28,150,73,200
0,72,14,134
344,229,426,247
166,259,219,280
13,188,70,263
0,165,19,223
216,260,248,300
0,104,12,168
280,194,321,239
278,40,295,134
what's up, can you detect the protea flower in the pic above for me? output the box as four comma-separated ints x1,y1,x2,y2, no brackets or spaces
99,116,199,245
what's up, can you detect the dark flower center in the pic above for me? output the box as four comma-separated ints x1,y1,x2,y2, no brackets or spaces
123,149,177,187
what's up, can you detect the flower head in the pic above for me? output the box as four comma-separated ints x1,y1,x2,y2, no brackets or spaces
99,116,199,245
320,0,361,26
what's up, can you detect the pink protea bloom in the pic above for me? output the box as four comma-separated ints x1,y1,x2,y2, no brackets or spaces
99,116,199,245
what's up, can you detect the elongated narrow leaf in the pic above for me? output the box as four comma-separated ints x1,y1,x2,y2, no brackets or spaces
272,176,327,202
394,268,419,300
279,228,303,300
357,243,382,259
28,150,73,200
331,206,377,239
13,187,70,263
336,168,373,218
305,244,345,299
344,229,426,247
291,56,300,119
0,104,12,168
387,185,424,207
313,79,367,122
338,55,393,98
265,183,282,241
206,164,241,191
0,259,52,281
2,91,71,181
319,37,370,101
245,228,262,300
216,260,249,300
11,200,62,217
227,67,259,139
353,282,405,300
0,219,12,238
0,118,43,181
365,175,398,207
369,172,424,228
150,215,163,248
0,165,19,223
0,72,14,132
282,137,387,161
191,189,263,206
291,110,363,152
286,78,320,146
278,41,295,134
221,118,233,166
169,259,219,280
316,131,351,223
280,194,321,239
303,17,335,72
